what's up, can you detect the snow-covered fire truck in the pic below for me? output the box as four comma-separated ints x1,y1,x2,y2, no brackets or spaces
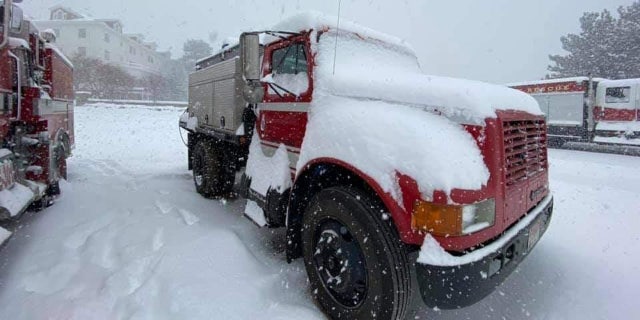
509,77,640,148
180,13,553,319
0,0,74,221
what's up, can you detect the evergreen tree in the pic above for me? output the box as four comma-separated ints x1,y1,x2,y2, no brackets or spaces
548,1,640,79
181,39,213,71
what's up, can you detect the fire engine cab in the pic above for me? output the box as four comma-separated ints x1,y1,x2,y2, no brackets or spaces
0,0,74,222
180,13,553,320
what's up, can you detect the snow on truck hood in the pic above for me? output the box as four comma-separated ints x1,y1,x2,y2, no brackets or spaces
297,95,491,202
273,12,537,199
275,12,542,124
317,72,542,125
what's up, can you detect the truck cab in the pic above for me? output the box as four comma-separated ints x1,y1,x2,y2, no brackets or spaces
180,12,553,320
593,78,640,142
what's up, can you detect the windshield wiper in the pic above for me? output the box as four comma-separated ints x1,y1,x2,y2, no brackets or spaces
267,82,295,98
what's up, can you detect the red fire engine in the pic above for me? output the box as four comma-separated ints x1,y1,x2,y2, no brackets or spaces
0,0,74,220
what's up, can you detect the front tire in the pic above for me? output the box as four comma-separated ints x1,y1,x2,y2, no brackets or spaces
302,187,412,320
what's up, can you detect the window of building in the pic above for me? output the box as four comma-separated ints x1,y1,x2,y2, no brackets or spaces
78,47,87,56
78,28,87,39
105,50,110,60
104,33,110,43
53,10,65,20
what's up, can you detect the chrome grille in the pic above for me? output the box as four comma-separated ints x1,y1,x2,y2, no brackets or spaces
503,119,547,186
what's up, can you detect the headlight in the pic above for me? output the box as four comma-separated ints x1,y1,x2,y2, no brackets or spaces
411,198,495,236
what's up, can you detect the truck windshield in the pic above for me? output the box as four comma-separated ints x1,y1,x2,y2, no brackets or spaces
605,87,631,103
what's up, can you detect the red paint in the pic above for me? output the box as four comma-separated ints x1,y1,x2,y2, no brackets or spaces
593,106,638,122
0,47,12,93
511,81,586,94
44,47,74,101
258,111,307,149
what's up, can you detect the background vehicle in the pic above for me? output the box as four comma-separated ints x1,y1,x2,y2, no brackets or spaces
180,13,553,319
509,77,640,149
0,0,74,222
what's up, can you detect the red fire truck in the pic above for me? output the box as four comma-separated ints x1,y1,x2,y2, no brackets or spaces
509,77,640,147
0,0,74,221
181,14,553,320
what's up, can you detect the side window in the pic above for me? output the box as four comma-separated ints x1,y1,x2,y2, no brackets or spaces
605,87,631,103
267,43,309,97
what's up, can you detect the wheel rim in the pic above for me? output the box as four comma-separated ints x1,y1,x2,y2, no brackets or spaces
312,218,368,308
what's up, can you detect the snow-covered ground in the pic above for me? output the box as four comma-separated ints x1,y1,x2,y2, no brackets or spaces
0,104,639,319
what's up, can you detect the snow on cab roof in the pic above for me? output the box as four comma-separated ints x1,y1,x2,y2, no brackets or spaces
506,76,608,87
272,11,415,54
598,78,640,87
202,11,415,63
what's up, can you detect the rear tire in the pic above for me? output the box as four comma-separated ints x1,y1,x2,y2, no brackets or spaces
192,139,234,197
301,187,412,320
53,143,67,180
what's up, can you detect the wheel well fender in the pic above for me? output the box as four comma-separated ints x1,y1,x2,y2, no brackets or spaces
285,159,414,262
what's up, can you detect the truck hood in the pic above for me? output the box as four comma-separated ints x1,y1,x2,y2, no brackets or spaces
315,71,542,125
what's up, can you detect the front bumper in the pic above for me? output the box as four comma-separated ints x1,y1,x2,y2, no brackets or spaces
416,195,553,309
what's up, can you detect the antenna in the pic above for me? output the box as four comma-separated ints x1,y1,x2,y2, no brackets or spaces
332,0,342,75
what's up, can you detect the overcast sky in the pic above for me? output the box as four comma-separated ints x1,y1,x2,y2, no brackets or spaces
21,0,634,83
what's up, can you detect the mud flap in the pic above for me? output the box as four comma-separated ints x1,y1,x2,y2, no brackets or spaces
244,200,267,227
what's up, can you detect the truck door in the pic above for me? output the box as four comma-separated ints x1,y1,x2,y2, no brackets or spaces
257,36,312,168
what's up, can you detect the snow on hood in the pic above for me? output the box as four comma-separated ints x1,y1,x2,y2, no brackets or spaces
297,95,490,201
319,71,543,125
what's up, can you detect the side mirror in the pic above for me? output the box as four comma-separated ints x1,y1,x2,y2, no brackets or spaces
10,4,22,32
0,0,12,49
240,33,261,81
240,33,264,104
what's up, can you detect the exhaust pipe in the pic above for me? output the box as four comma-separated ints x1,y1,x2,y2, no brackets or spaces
0,0,12,49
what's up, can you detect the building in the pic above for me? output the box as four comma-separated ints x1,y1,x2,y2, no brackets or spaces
34,6,170,84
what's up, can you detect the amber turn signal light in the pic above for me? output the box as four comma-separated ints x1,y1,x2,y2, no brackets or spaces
411,198,496,236
411,201,463,236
